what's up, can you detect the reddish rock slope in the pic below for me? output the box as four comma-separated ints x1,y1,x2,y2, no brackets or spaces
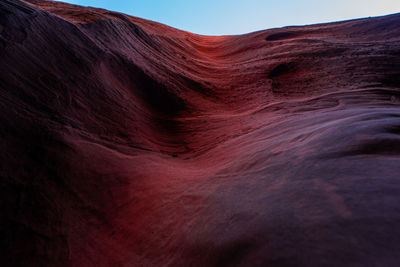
1,0,400,266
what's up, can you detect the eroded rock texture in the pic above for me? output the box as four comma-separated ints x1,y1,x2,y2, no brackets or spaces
1,1,400,266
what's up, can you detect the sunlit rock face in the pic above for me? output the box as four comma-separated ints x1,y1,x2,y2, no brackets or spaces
1,0,400,266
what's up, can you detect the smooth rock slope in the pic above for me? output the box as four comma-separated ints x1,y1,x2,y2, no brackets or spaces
1,0,400,266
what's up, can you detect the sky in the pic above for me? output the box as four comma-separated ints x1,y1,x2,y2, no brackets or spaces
62,0,400,35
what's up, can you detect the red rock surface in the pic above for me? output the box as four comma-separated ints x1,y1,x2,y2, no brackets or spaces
1,0,400,266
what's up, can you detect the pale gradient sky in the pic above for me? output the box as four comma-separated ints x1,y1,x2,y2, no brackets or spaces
62,0,400,35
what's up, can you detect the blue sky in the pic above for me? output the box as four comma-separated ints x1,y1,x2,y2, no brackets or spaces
62,0,400,35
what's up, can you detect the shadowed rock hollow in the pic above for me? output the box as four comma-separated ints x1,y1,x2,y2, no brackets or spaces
1,0,400,266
